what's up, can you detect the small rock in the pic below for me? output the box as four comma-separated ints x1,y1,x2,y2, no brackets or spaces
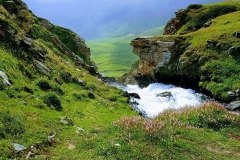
0,70,12,86
76,127,85,134
128,92,140,99
66,61,71,66
47,131,57,147
227,91,236,97
59,116,73,126
25,151,35,159
34,60,51,74
68,144,76,150
75,56,86,67
47,131,56,141
157,91,172,97
13,143,26,152
226,101,240,111
115,143,121,147
203,20,212,28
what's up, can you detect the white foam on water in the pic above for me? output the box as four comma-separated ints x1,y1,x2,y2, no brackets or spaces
115,83,205,118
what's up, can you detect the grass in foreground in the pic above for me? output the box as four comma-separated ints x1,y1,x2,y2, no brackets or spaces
107,102,240,159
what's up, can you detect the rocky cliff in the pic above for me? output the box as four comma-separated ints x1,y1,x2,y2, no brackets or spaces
121,2,240,101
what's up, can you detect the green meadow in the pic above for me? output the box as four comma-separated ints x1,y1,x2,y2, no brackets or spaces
87,26,164,77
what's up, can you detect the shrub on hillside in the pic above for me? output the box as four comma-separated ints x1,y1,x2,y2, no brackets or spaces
85,83,96,91
37,80,52,91
187,4,203,10
52,85,64,95
60,71,72,83
43,93,62,111
22,86,34,94
0,81,5,90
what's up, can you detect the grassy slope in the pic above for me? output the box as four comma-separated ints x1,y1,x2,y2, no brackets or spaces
87,26,164,78
0,41,137,159
182,2,240,99
153,1,240,100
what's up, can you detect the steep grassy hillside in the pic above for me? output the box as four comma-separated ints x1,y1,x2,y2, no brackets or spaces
87,26,164,77
168,1,240,100
0,0,137,159
0,1,239,159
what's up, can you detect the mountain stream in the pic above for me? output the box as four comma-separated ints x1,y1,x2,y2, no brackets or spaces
113,83,208,118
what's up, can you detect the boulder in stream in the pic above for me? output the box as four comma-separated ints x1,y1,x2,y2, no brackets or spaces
226,101,240,111
156,91,172,97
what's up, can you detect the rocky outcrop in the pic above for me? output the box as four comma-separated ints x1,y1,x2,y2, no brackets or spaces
164,9,188,35
120,36,186,87
121,37,174,84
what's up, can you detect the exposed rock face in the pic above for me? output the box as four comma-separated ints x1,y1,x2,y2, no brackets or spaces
164,9,188,35
120,37,183,87
132,37,174,67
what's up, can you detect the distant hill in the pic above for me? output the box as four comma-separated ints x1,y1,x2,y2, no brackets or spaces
87,26,165,77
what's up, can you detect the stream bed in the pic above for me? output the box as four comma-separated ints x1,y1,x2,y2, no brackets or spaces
113,83,209,118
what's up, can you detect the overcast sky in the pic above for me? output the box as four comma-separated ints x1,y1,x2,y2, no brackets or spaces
22,0,222,40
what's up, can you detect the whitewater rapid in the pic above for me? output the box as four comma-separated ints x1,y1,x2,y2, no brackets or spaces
114,83,207,118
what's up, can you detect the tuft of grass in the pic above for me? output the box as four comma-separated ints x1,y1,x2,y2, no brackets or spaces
43,93,62,111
